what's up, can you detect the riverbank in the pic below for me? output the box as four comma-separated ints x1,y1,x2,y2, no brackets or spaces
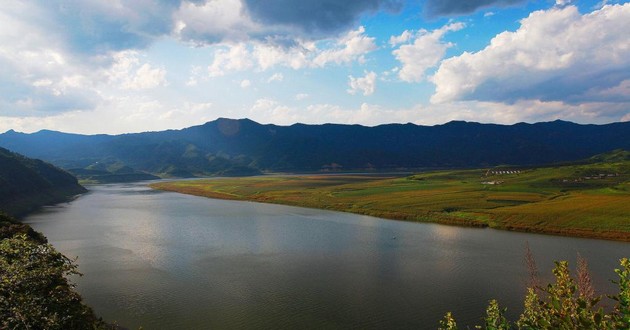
0,213,114,329
151,162,630,241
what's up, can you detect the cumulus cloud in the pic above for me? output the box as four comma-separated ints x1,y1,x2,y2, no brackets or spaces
108,51,167,90
4,0,395,59
389,30,413,47
203,26,377,75
243,0,402,36
348,71,377,96
174,0,255,44
253,42,314,71
251,26,377,70
312,26,378,67
36,0,197,55
555,0,572,6
240,79,251,88
393,22,464,83
174,0,405,46
0,2,101,116
207,44,254,77
424,0,526,17
431,4,630,104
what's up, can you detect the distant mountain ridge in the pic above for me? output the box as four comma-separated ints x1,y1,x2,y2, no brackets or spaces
1,118,629,177
0,147,86,216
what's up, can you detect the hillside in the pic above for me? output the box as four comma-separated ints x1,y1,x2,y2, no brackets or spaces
0,213,112,328
1,118,629,177
0,147,87,216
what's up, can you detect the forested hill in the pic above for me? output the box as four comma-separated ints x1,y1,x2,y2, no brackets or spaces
0,147,86,216
1,118,629,176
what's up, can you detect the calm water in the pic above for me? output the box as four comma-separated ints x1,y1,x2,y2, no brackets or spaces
25,182,630,329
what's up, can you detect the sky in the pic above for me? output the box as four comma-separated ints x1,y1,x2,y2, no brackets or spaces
0,0,629,134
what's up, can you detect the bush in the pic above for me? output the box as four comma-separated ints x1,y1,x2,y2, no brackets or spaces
0,234,109,329
439,258,630,329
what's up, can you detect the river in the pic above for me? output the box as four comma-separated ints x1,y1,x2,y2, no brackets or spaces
24,182,630,329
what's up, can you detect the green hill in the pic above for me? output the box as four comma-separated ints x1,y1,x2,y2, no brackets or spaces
0,147,86,216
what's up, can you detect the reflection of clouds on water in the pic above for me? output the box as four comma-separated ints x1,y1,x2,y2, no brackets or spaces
430,224,463,242
22,183,630,329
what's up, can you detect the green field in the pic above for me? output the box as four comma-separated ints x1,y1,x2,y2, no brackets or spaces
151,153,630,241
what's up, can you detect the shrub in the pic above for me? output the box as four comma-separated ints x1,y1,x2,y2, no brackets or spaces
440,258,630,329
0,234,108,329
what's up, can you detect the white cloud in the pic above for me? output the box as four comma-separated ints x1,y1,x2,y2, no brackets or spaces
253,42,313,70
186,65,204,86
389,30,413,47
4,96,628,135
203,26,377,76
249,98,298,125
108,51,167,90
267,73,284,83
431,4,630,104
174,0,255,44
312,26,377,67
0,98,217,135
347,71,377,96
207,43,254,77
240,79,251,88
587,79,630,101
295,93,309,100
555,0,572,6
393,22,464,83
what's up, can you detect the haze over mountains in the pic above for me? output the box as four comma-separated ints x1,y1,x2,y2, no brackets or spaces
1,118,629,178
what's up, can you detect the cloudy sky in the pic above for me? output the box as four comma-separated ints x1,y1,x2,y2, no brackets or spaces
1,0,629,134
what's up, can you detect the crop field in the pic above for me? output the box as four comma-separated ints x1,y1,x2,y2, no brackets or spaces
151,156,630,241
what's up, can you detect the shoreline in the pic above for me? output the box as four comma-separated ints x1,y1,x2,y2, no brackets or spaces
150,175,630,242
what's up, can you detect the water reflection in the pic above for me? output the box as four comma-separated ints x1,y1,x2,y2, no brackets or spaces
25,182,630,329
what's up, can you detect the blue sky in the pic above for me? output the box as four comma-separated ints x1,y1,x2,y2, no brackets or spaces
1,0,629,134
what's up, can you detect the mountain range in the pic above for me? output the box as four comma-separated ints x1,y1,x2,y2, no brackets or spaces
1,118,629,178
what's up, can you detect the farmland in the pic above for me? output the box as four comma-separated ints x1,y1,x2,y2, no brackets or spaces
151,152,630,241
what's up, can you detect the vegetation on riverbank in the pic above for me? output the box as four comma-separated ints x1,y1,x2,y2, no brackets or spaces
151,150,630,241
439,257,630,329
0,213,112,329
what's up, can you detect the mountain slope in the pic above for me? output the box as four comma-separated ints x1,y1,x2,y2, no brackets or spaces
0,147,87,216
1,118,629,176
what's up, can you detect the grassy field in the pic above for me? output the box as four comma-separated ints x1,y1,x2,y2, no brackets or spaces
151,154,630,241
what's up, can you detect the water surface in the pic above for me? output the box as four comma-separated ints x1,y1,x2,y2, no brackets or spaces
25,182,630,329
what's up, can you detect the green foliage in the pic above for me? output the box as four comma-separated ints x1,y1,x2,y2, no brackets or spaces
438,312,458,330
609,258,630,329
0,234,107,329
442,258,630,329
481,300,510,330
516,261,606,329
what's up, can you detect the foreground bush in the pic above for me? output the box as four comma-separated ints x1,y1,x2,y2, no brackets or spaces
439,258,630,329
0,233,110,329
